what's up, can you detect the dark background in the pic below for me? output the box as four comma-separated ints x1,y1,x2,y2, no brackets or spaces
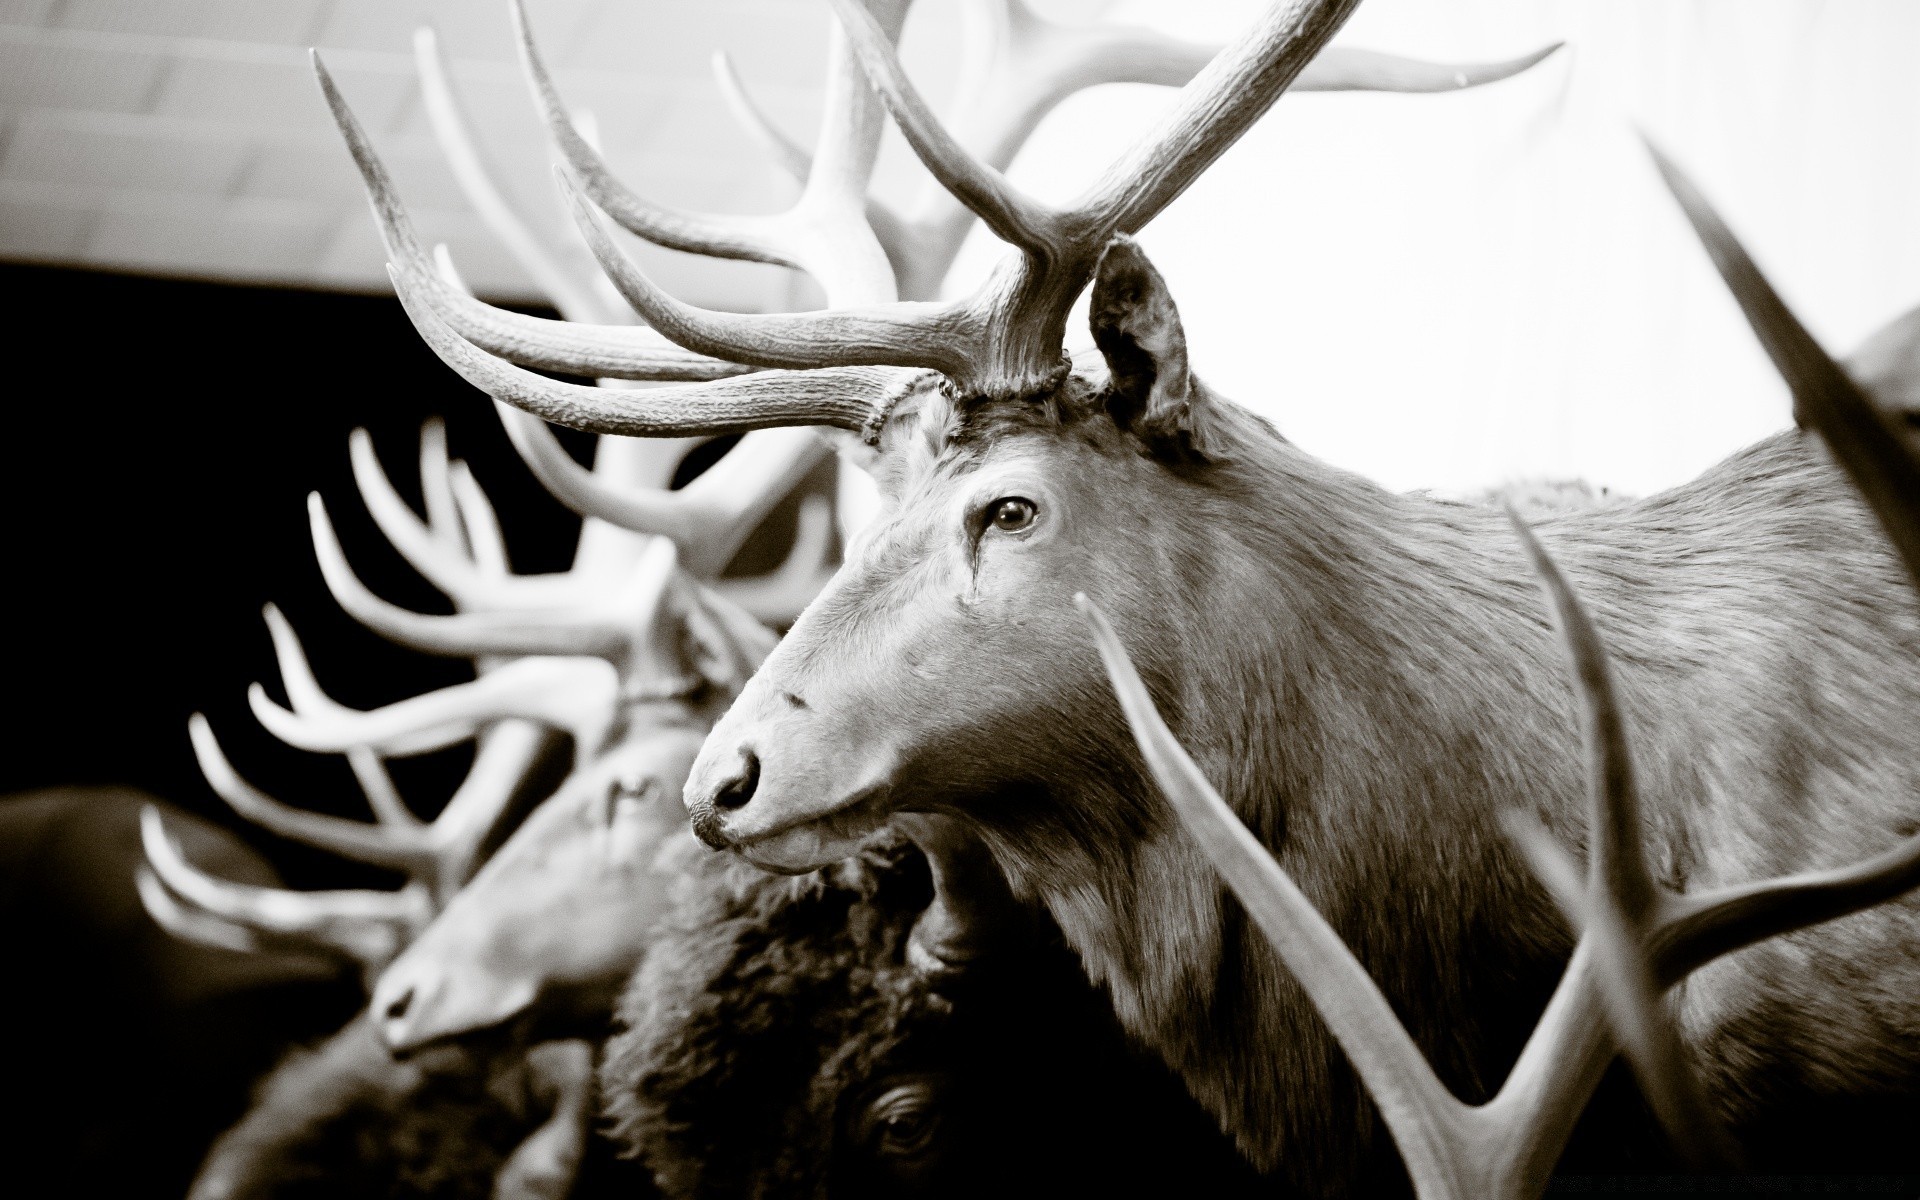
0,261,800,1196
0,261,745,885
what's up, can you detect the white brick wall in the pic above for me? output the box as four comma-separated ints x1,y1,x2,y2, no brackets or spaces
0,0,874,310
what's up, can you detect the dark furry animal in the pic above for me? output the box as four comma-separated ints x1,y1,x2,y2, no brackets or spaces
191,1015,534,1200
190,1016,644,1200
602,835,1266,1200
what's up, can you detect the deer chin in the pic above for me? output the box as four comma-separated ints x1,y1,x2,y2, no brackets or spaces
710,787,896,875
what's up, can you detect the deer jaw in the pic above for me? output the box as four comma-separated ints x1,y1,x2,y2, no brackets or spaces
373,727,706,1052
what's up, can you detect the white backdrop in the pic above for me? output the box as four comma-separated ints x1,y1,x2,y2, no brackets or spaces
917,0,1920,497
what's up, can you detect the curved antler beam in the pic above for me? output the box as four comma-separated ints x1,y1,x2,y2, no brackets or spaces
189,713,424,871
141,806,428,973
249,653,620,760
261,603,419,830
392,265,938,439
494,401,828,578
314,50,750,383
559,171,972,374
509,0,795,267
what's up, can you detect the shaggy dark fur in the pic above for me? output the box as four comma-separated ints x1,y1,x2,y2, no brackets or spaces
602,835,1265,1200
193,1015,536,1199
190,1016,646,1200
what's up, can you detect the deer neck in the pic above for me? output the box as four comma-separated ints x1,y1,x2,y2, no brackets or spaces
988,420,1586,1185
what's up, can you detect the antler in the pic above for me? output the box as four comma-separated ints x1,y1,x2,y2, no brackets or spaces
409,37,839,581
139,806,432,980
189,628,561,902
313,498,735,699
249,652,620,762
718,1,1558,301
509,0,902,308
333,0,1362,433
1645,139,1920,592
414,24,620,326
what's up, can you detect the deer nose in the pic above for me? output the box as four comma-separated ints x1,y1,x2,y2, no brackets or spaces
377,983,417,1047
715,750,760,811
687,748,759,849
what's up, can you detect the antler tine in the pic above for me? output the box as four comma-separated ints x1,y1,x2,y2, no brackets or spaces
494,400,826,578
140,807,429,977
1646,138,1920,592
314,51,749,383
511,0,901,307
448,459,510,577
189,713,424,871
508,0,790,268
1299,43,1562,94
249,654,620,761
712,493,838,625
349,430,607,611
418,417,463,549
1504,514,1739,1169
261,603,419,830
1076,593,1471,1190
389,262,938,438
894,2,1558,300
556,169,970,373
349,432,495,604
1070,0,1361,241
310,492,617,660
136,866,267,956
414,23,617,325
711,49,810,186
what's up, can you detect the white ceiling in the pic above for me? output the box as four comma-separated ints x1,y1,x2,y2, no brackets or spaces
0,0,911,308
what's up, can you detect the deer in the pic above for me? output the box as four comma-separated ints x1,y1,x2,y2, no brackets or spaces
140,345,831,1193
318,0,1559,1026
323,0,1920,1191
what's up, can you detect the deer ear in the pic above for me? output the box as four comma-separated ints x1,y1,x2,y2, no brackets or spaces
1089,237,1215,458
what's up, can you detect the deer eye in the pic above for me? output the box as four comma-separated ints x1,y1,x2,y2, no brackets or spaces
985,496,1037,533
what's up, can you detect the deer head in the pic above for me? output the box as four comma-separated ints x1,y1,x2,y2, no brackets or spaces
328,0,1551,874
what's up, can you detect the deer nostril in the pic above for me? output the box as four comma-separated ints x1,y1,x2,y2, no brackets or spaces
714,751,760,811
383,986,414,1024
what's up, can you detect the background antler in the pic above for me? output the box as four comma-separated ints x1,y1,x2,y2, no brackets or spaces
719,0,1558,301
349,0,1565,445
